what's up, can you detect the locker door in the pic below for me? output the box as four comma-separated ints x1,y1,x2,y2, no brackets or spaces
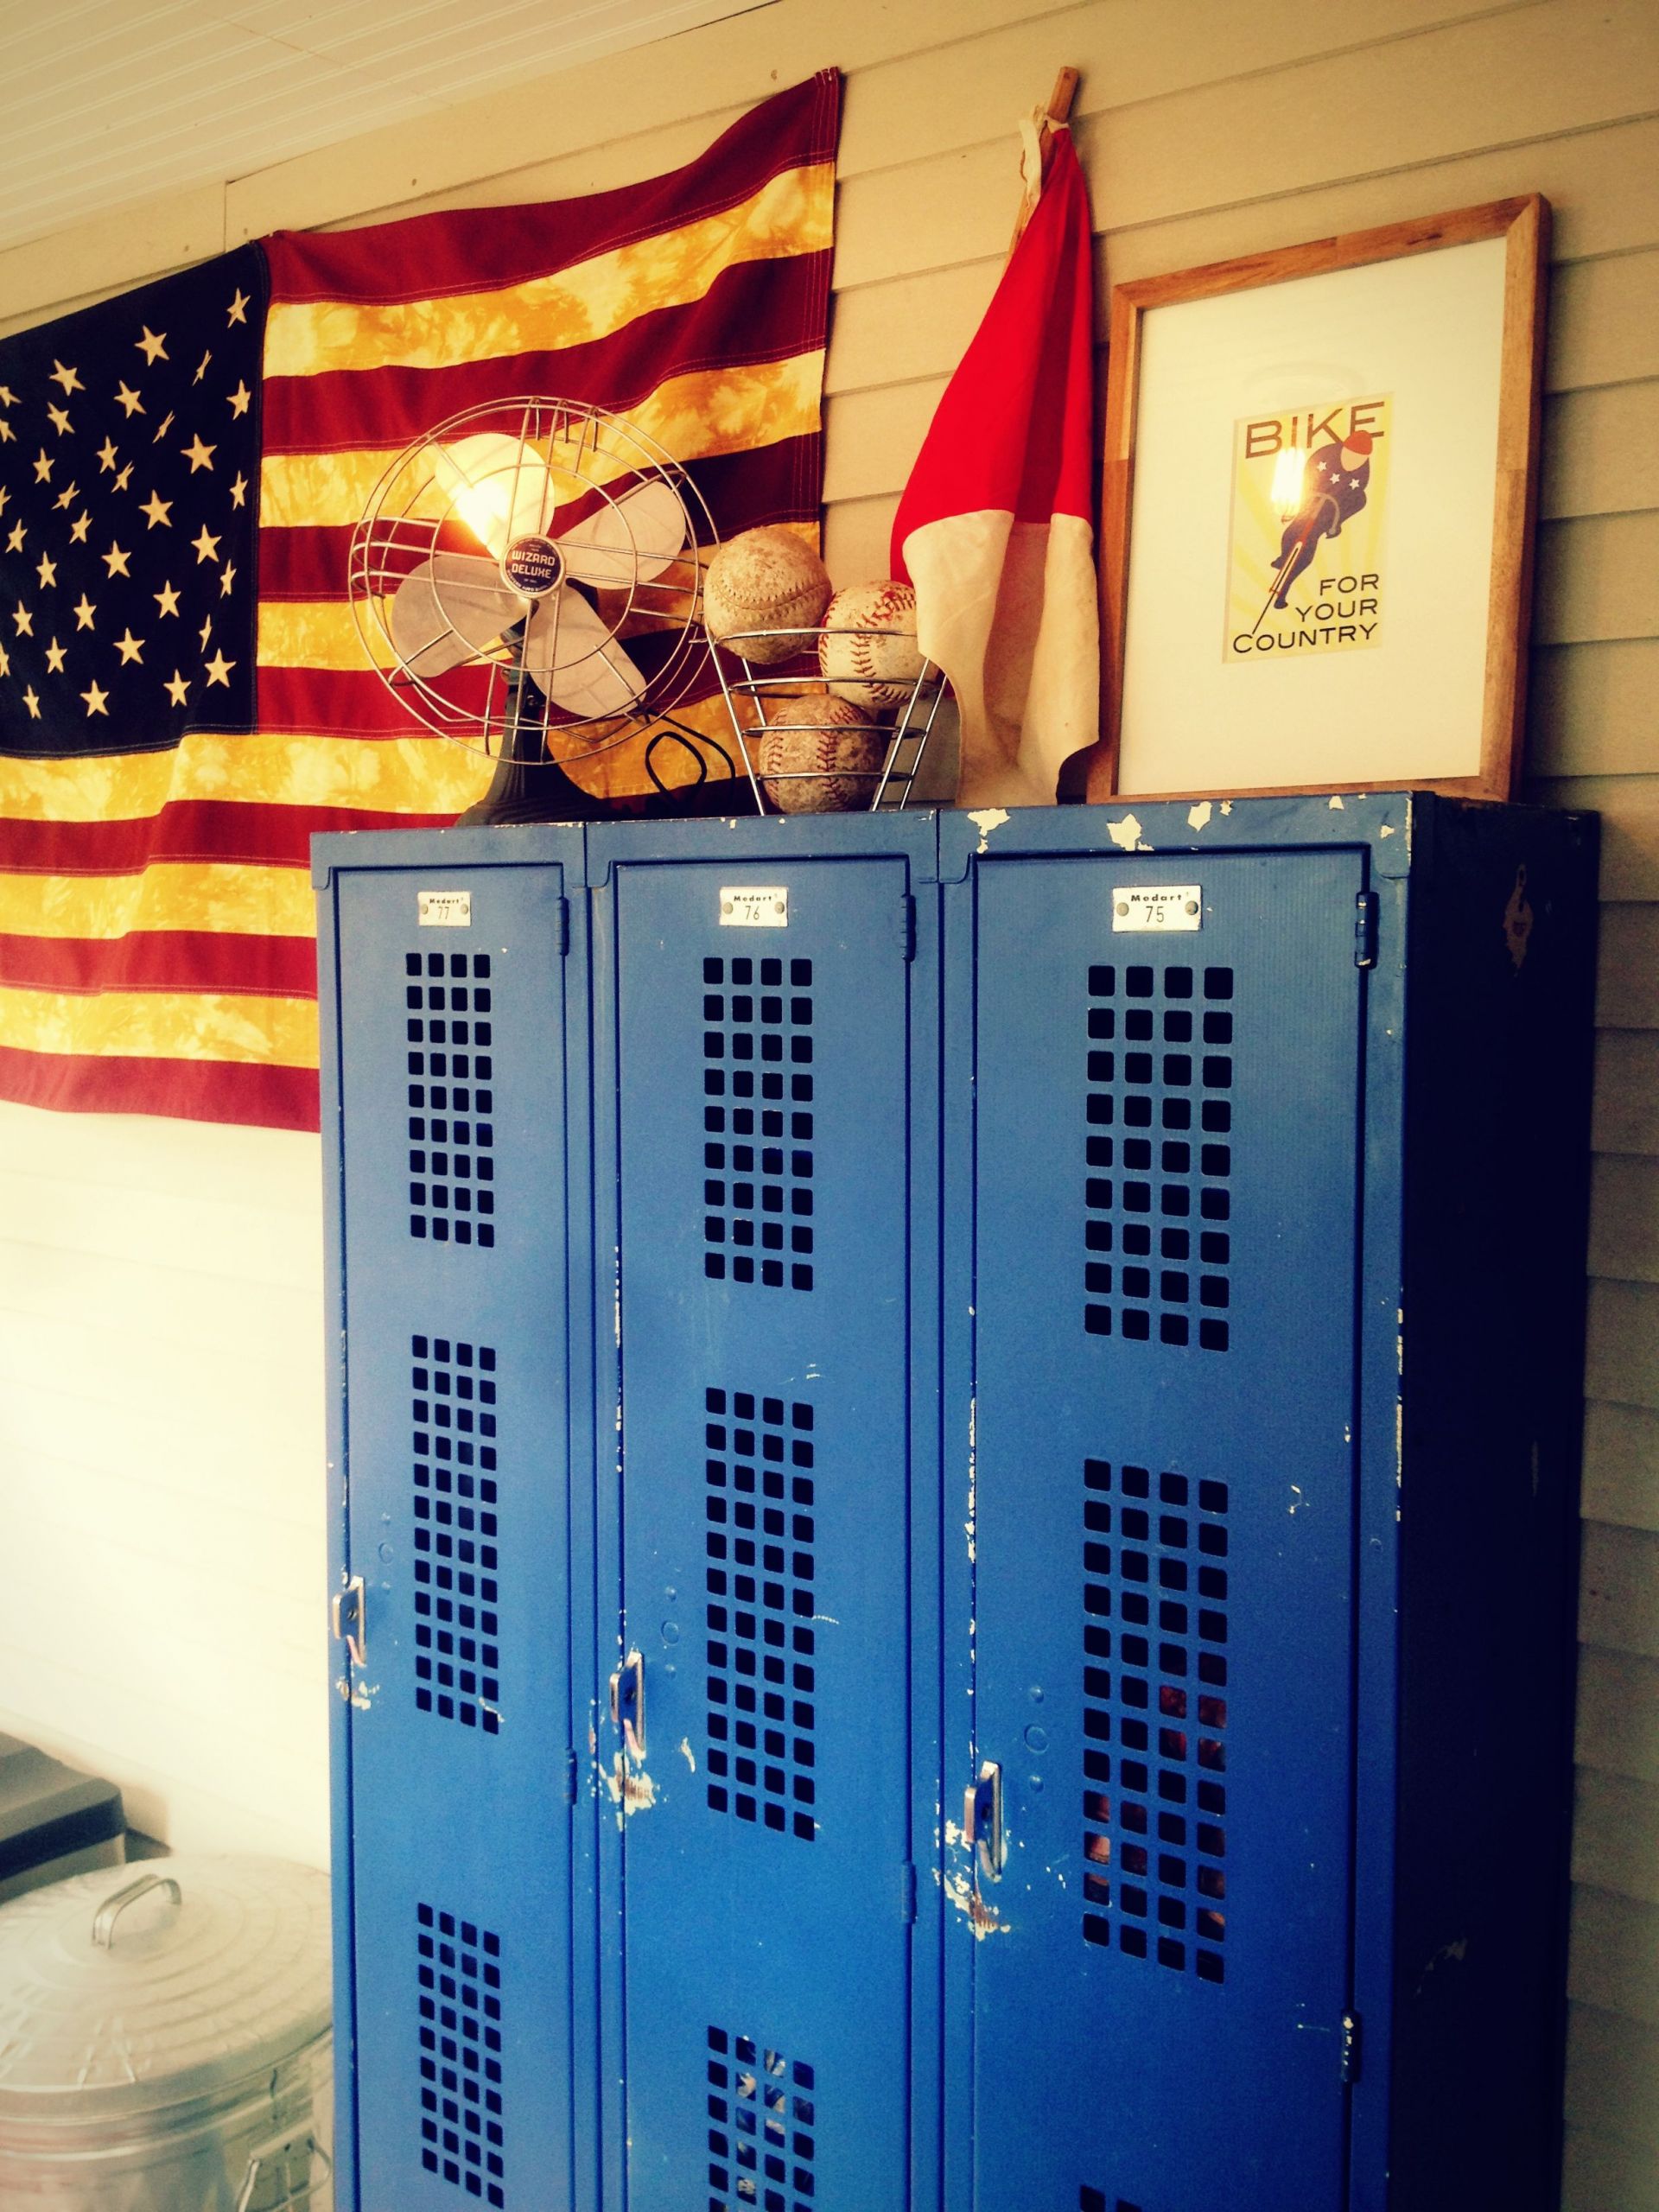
969,852,1364,2212
334,865,575,2212
611,858,914,2212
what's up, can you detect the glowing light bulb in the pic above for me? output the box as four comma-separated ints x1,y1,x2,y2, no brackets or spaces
1270,445,1306,520
429,434,554,559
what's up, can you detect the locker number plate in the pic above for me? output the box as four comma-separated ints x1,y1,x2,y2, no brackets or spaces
720,886,788,928
418,890,472,928
1112,885,1202,932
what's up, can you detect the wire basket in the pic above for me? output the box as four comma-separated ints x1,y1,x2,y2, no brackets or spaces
709,626,948,814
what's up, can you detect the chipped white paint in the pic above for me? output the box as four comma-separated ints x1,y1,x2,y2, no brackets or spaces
942,1869,1009,1938
1380,823,1395,837
1220,801,1233,815
967,807,1010,853
679,1736,696,1773
606,1753,657,1815
966,1393,977,1565
1106,812,1143,853
1186,801,1213,830
1289,1484,1305,1517
944,1818,963,1848
1414,1935,1471,1995
1328,795,1345,810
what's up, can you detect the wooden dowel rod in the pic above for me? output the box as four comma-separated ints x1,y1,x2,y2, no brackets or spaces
1046,66,1079,124
1008,64,1080,256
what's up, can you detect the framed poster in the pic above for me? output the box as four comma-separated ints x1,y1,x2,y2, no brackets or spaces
1084,197,1548,803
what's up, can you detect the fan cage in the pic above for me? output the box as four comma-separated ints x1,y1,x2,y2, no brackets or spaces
347,397,720,763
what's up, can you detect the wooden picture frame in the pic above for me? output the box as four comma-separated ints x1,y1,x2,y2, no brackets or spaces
1083,196,1548,804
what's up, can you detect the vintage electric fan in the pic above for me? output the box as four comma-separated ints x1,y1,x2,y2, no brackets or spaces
348,397,718,823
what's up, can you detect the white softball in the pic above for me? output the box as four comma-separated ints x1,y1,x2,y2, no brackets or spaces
818,580,924,709
702,527,833,665
753,694,888,814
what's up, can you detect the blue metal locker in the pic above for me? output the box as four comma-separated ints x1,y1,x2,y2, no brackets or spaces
316,836,588,2212
966,848,1363,2210
935,795,1598,2212
318,794,1596,2212
585,815,943,2212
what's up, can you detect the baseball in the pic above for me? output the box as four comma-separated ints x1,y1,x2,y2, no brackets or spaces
702,527,833,664
753,694,888,814
818,580,924,709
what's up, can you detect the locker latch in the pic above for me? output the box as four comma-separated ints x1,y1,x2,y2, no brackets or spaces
331,1577,366,1669
895,893,916,961
963,1760,1004,1882
1354,891,1379,969
609,1649,646,1763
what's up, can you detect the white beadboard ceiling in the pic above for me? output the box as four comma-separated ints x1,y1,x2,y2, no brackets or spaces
0,0,764,253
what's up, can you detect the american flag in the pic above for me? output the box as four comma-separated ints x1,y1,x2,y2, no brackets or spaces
0,73,839,1132
0,247,263,755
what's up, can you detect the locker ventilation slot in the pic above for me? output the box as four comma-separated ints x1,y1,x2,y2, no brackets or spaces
405,950,497,1247
1080,1457,1230,1983
417,1903,505,2205
703,1385,817,1840
1081,2195,1144,2212
701,954,816,1291
412,1334,501,1732
706,2024,816,2212
1083,962,1234,1350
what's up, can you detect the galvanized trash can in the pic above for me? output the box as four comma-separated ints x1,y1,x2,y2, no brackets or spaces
0,1857,331,2209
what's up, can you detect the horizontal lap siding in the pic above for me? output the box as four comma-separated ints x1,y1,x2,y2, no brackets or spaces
0,0,1655,2189
0,1102,329,1860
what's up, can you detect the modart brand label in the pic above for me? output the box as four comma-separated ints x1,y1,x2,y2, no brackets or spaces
1224,395,1392,663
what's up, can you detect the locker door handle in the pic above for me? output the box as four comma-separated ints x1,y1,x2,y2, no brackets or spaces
963,1761,1004,1883
609,1649,645,1762
331,1577,366,1669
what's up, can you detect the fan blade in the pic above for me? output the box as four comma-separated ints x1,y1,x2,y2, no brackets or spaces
523,585,645,717
558,479,688,589
390,552,524,677
429,433,556,558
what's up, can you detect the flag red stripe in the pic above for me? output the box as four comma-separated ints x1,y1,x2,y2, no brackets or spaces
253,658,738,734
264,75,839,307
0,928,316,995
260,435,824,600
262,257,830,453
0,1044,320,1131
256,664,494,734
0,801,458,874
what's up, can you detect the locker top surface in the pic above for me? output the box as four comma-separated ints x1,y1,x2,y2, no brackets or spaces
310,791,1594,889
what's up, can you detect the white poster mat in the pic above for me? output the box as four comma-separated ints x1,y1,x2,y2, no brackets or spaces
1116,237,1507,795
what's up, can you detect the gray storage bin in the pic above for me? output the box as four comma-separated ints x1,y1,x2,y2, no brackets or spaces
0,1737,124,1907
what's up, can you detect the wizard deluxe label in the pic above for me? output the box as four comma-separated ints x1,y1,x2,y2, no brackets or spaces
1224,395,1392,663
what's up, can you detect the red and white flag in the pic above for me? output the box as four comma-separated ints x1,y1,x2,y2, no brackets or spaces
891,126,1097,808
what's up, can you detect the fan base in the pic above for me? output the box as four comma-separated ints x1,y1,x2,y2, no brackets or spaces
456,753,605,828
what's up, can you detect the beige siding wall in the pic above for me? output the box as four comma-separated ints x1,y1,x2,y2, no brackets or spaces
0,0,1653,2194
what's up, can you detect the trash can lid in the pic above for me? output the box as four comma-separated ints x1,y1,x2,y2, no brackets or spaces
0,1856,330,2125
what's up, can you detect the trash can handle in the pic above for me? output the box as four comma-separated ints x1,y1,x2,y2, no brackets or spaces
235,2125,333,2212
91,1872,183,1949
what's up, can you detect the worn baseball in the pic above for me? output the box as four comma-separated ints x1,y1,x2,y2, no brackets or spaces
753,694,888,813
818,580,924,709
702,527,833,664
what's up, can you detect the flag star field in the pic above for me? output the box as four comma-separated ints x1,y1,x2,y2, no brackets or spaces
0,245,263,756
